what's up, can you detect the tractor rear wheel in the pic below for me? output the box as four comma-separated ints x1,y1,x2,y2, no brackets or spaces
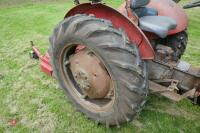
49,14,148,126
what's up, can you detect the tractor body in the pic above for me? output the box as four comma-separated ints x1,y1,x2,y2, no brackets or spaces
31,0,200,126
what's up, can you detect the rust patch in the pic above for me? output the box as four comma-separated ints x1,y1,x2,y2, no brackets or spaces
70,49,112,99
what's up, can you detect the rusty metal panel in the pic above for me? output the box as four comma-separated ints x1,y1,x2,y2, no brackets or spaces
148,60,200,92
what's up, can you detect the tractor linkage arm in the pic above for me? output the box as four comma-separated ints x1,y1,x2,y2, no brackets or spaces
30,41,53,76
30,42,200,104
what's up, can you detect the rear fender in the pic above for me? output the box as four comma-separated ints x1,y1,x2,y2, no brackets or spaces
65,3,154,60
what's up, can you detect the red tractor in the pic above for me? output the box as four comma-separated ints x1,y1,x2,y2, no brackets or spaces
31,0,200,127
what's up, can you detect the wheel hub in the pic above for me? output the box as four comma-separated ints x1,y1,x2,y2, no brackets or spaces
73,70,90,92
69,49,112,99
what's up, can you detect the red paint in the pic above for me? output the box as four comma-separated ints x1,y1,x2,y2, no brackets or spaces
147,0,188,35
65,3,154,60
75,44,86,53
117,0,188,40
32,46,53,76
40,53,53,76
34,1,187,75
9,119,17,127
32,47,41,57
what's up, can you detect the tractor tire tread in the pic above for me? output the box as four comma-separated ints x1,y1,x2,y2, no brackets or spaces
49,14,148,126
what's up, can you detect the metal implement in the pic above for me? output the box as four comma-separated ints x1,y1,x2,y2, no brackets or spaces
149,60,200,103
149,81,198,102
30,42,53,76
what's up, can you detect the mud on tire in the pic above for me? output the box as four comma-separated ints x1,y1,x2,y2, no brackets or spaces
49,14,148,126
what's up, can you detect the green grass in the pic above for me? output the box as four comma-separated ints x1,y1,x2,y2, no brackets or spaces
0,0,200,132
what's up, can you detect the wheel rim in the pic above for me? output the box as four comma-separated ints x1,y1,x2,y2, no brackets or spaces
59,44,115,112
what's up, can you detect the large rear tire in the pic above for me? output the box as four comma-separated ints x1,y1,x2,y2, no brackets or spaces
49,14,148,126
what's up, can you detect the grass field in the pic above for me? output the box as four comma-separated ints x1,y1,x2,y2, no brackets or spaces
0,0,200,132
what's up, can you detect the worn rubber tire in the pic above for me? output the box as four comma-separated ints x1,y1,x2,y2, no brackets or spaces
167,31,188,60
49,14,148,127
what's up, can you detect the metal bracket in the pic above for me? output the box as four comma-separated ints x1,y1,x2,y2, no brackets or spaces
149,81,197,102
167,80,179,92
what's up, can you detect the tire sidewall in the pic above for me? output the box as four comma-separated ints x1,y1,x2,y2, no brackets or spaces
52,35,121,121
